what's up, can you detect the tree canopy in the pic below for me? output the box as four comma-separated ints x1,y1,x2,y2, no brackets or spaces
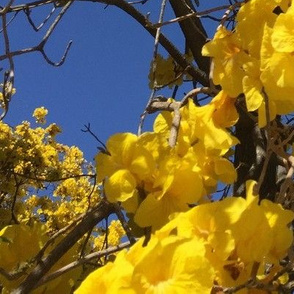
0,0,294,293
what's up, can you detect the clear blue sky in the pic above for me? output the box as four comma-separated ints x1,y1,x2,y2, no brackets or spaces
7,1,222,162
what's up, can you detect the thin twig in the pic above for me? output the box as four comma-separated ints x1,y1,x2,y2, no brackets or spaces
150,4,233,28
82,123,108,152
40,40,73,66
33,241,132,289
8,0,55,13
1,10,15,120
0,267,25,281
138,88,155,136
24,5,56,32
113,203,136,244
128,0,148,4
278,155,294,201
141,87,214,147
13,171,95,182
0,1,73,67
169,86,213,147
0,0,15,14
0,11,18,33
179,86,213,107
150,0,168,88
138,0,167,135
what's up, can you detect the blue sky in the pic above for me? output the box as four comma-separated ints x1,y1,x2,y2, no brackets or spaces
7,1,222,162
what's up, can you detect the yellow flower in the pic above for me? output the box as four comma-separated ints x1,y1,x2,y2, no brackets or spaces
76,178,294,293
191,97,239,152
260,25,294,122
104,169,137,203
242,58,264,112
202,27,249,97
154,95,238,153
76,235,214,294
202,0,294,126
271,4,294,53
131,236,214,293
235,0,278,58
158,180,294,286
232,181,294,264
134,148,203,230
33,107,48,124
261,200,294,262
0,223,47,291
75,250,134,294
210,90,239,128
96,133,156,211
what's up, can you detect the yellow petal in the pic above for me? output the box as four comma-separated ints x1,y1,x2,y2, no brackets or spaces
105,169,137,202
95,152,116,183
134,192,189,230
106,133,138,166
243,76,263,112
214,158,237,184
257,100,277,128
236,0,277,58
211,91,239,128
271,5,294,53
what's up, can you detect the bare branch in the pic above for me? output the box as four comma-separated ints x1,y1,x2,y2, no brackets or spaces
13,171,95,182
0,0,15,14
0,10,15,120
113,203,136,245
38,1,72,47
0,1,73,67
40,39,73,66
128,0,149,4
169,0,209,73
82,123,108,152
137,0,167,136
150,4,233,28
92,0,208,86
24,5,56,32
8,0,55,13
0,11,18,33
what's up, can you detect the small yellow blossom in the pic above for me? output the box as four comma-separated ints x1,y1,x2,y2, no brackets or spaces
33,106,48,124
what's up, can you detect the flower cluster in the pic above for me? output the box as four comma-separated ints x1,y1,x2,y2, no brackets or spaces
33,106,48,124
96,91,238,231
0,108,99,233
94,220,125,252
0,107,106,291
202,0,294,126
76,181,294,293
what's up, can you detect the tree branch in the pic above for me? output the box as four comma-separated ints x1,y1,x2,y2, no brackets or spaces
13,199,116,294
90,0,209,86
169,0,209,74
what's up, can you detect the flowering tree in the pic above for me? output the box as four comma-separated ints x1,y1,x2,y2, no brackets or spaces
0,0,294,293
